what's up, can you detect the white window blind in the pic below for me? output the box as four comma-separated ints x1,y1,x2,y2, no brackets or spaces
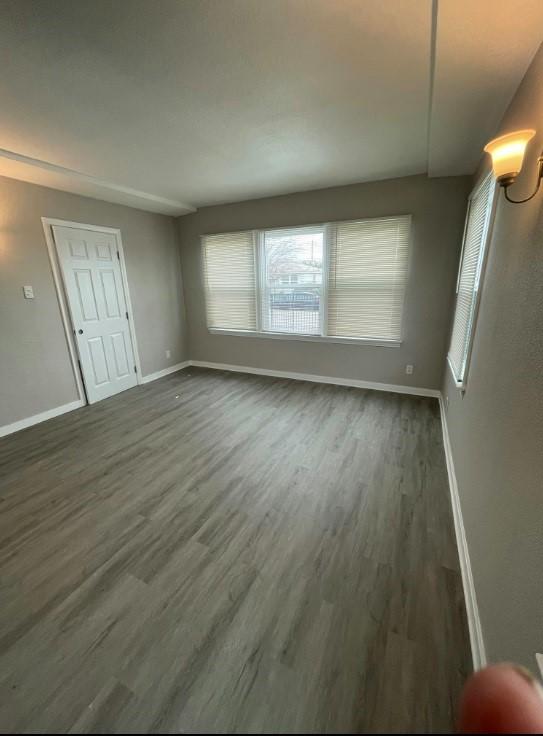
202,230,256,331
448,175,494,384
327,216,411,340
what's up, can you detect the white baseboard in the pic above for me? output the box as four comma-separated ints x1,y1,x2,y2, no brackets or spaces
189,360,440,398
0,399,85,439
0,361,191,437
439,395,486,671
140,361,191,384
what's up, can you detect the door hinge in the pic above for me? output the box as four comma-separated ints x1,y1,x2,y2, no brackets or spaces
134,365,137,373
126,311,129,320
117,251,120,260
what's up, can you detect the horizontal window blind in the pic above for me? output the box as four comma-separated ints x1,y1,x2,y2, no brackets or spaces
448,175,493,383
327,215,411,340
202,230,256,331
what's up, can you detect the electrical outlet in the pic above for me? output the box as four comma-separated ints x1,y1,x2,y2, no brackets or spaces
23,285,34,299
405,364,413,375
165,349,171,359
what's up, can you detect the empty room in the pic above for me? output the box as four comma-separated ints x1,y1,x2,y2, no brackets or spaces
1,0,542,733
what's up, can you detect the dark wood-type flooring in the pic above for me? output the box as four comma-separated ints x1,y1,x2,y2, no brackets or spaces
0,367,470,733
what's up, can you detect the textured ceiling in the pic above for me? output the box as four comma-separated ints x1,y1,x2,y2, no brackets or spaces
429,0,543,176
0,0,541,214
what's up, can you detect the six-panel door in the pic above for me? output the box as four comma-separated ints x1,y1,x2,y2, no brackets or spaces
52,225,138,404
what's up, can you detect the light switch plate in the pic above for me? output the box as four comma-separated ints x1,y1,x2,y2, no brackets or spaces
23,285,34,299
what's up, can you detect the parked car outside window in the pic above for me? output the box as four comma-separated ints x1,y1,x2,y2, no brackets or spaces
270,291,319,311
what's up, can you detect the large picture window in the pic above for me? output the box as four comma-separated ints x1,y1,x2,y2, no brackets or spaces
202,215,411,344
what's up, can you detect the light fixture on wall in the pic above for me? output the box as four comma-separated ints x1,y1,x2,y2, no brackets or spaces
484,129,543,203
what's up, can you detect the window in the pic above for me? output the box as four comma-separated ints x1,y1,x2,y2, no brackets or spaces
327,217,410,340
448,174,496,386
202,230,257,331
260,226,324,335
202,214,411,343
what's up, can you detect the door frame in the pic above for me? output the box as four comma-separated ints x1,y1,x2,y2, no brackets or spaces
42,217,143,405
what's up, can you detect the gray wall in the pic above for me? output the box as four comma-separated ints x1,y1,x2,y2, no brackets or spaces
442,43,543,669
0,175,188,427
178,174,470,390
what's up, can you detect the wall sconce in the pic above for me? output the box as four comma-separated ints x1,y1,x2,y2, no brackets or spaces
484,129,543,203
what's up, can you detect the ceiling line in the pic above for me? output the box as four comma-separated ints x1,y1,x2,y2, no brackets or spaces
0,147,196,213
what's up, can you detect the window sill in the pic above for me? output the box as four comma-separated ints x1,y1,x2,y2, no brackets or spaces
447,355,466,391
208,328,401,348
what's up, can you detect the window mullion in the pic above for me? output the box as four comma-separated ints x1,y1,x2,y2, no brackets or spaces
253,230,263,333
321,224,332,336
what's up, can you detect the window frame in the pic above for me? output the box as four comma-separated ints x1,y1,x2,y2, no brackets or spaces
203,215,411,347
257,224,326,337
200,228,258,332
447,174,498,390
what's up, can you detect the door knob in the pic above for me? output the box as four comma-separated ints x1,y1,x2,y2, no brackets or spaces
78,329,83,334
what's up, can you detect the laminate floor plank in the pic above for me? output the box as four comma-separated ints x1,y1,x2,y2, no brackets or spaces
0,367,470,733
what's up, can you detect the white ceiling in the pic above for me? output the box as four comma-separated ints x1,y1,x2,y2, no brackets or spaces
0,0,541,215
429,0,543,176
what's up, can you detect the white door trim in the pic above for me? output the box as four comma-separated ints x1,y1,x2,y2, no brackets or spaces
42,217,143,404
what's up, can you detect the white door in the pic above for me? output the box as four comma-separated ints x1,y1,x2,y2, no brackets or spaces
53,225,138,404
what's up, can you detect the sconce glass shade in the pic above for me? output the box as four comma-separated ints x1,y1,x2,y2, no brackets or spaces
484,129,535,183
